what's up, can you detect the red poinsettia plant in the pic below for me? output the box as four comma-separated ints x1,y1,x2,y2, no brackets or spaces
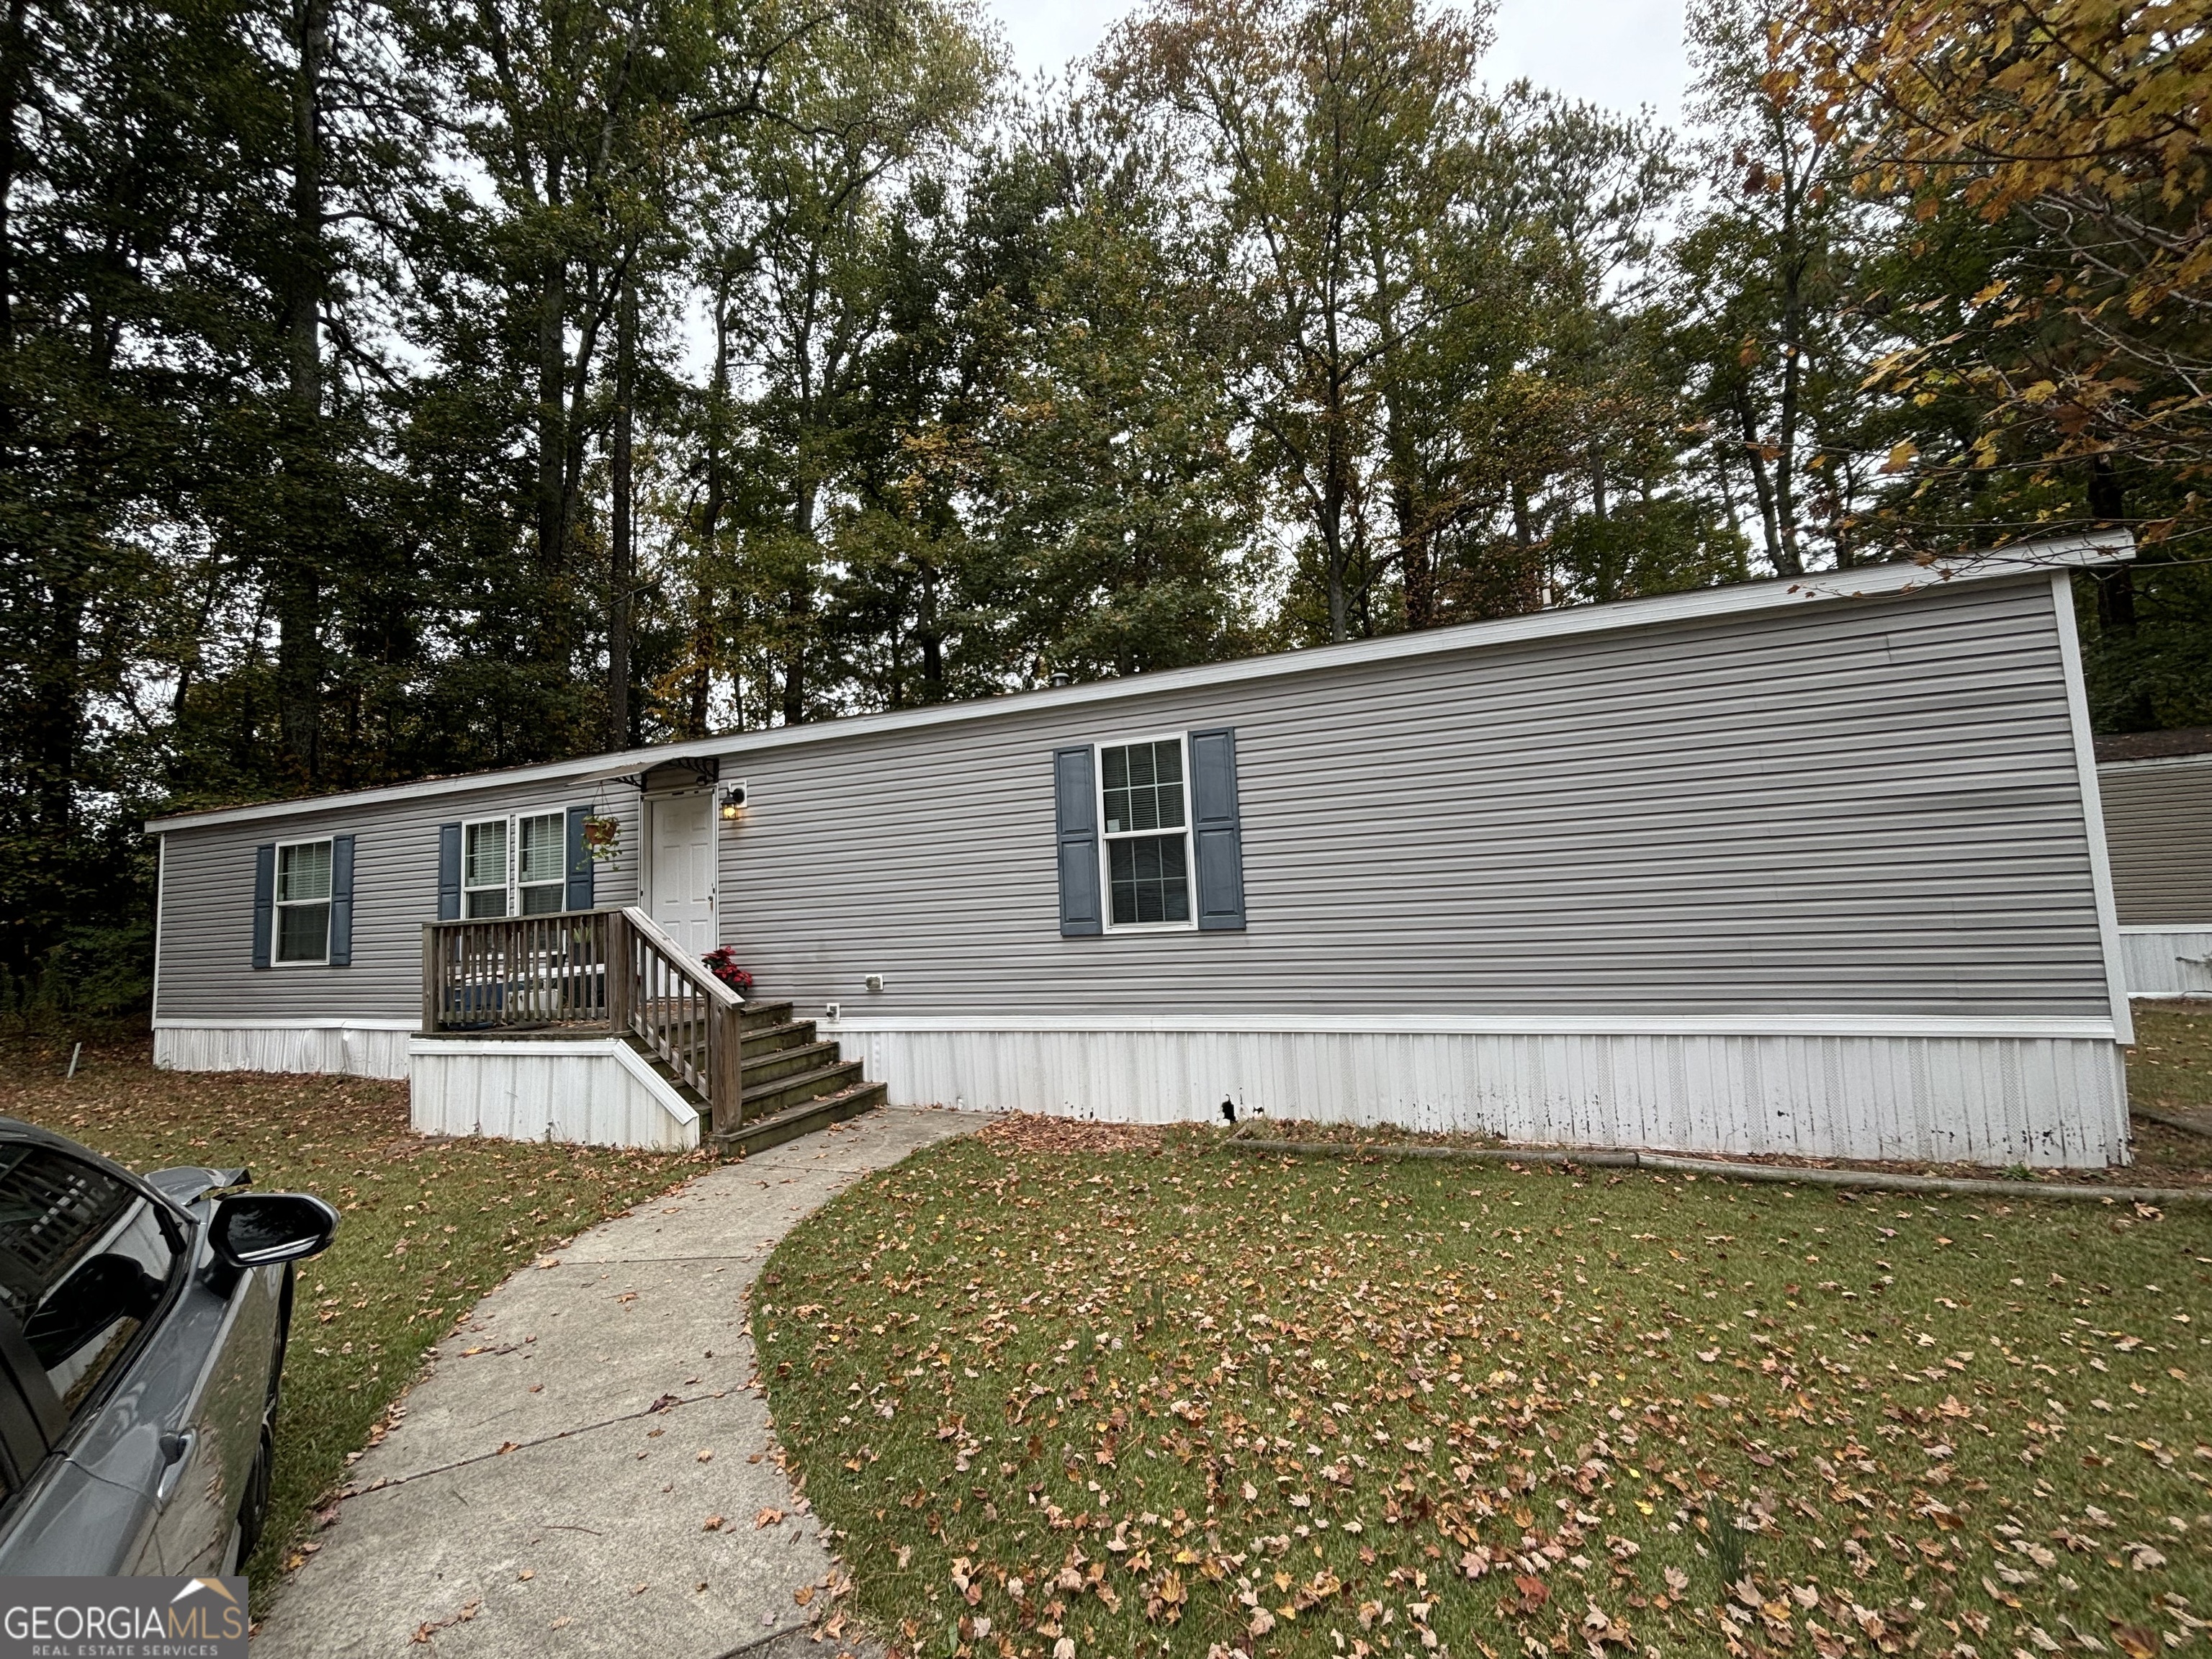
701,947,753,998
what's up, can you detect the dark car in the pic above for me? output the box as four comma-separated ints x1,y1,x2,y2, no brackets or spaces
0,1116,337,1573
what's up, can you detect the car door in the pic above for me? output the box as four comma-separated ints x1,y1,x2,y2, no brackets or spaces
0,1143,184,1573
134,1236,283,1571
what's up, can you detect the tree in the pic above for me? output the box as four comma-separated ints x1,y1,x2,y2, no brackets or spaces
1781,0,2212,545
971,103,1267,680
1100,0,1498,644
1780,0,2212,727
1670,0,1873,577
681,0,995,722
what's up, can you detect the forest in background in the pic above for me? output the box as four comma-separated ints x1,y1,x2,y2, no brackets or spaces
4,0,2209,1020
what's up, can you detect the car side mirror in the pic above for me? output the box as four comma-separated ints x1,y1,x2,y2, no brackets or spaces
210,1192,341,1268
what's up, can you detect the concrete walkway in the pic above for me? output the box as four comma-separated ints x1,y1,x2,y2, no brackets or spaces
253,1107,972,1659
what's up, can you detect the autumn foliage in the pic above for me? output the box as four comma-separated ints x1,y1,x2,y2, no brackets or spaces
1781,0,2212,510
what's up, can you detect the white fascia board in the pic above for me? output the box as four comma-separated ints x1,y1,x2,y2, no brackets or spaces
145,532,2133,835
818,1012,2120,1040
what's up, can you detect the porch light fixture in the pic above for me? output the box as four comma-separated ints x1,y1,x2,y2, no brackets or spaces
718,781,747,822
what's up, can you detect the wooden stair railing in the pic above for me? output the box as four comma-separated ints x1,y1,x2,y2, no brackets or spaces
610,906,745,1118
422,907,747,1132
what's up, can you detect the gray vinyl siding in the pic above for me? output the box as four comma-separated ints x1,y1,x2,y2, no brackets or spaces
155,782,641,1025
712,575,2111,1020
2098,756,2212,925
151,572,2113,1031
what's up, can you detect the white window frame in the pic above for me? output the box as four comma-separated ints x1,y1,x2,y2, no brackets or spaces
513,810,569,916
460,816,510,920
1094,731,1197,935
271,835,333,966
461,811,569,920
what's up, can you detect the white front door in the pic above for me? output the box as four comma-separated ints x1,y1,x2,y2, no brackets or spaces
646,792,716,955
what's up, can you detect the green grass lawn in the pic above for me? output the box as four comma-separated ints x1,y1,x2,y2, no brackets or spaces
758,1125,2212,1659
0,1043,702,1609
2130,1003,2212,1130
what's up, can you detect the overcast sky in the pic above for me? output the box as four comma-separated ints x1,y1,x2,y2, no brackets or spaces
983,0,1691,128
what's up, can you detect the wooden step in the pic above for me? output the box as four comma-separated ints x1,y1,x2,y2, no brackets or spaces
740,1058,863,1120
739,1018,817,1058
714,1080,886,1158
742,1040,842,1087
737,999,795,1033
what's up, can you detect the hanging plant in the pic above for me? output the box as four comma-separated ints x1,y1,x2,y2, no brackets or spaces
581,812,621,863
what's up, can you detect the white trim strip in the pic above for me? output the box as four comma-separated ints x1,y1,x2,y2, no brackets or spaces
2050,570,2137,1046
2119,925,2212,935
153,1017,420,1032
817,1012,2119,1040
145,536,2131,835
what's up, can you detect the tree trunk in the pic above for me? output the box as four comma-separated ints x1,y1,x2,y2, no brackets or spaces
783,478,814,724
1511,477,1542,611
2090,455,2135,634
275,0,329,782
1370,242,1430,630
1321,288,1350,644
1736,395,1794,577
1588,446,1620,603
918,557,943,700
536,246,567,573
0,0,27,363
608,267,634,750
687,277,732,738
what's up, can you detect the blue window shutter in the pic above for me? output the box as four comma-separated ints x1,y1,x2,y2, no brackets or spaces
437,823,462,920
565,805,595,911
1189,727,1246,932
328,835,356,966
1053,746,1101,937
251,845,274,968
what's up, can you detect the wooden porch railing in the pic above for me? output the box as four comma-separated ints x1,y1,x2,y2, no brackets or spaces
421,907,746,1127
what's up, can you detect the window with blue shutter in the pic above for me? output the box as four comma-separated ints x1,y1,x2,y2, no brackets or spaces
1061,729,1247,936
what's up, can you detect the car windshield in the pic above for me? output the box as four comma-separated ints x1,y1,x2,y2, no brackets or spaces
0,1145,181,1416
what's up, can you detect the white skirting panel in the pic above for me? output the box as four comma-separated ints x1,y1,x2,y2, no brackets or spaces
2118,930,2212,999
837,1027,2131,1169
408,1039,700,1151
154,1023,412,1080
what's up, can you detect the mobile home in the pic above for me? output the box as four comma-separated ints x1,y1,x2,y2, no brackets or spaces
148,536,2138,1166
2097,727,2212,1000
